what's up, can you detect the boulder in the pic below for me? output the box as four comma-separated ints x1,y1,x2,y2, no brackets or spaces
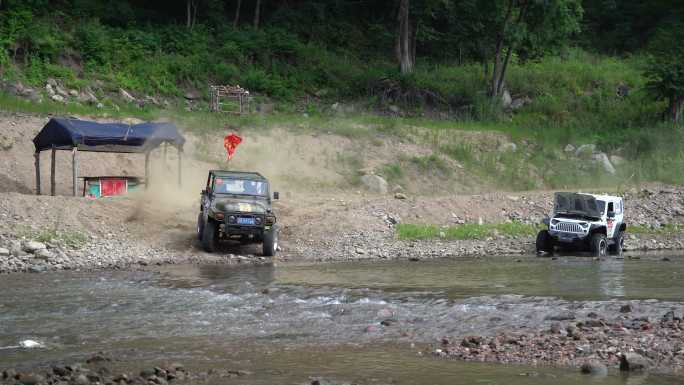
119,88,136,103
361,175,388,194
45,84,55,95
575,144,596,157
592,152,616,174
23,241,46,253
34,248,52,261
580,360,608,376
46,78,58,87
51,94,65,103
68,89,79,97
509,96,532,110
77,91,98,104
388,105,401,114
184,90,201,100
564,144,576,153
55,85,69,97
394,192,407,200
498,142,517,153
0,247,9,257
501,89,512,108
610,155,626,166
619,352,649,371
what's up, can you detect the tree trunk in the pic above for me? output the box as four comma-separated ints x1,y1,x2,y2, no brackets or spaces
233,0,242,29
490,0,514,98
398,0,412,74
496,2,529,96
192,0,198,30
669,95,684,123
186,0,192,29
253,0,261,30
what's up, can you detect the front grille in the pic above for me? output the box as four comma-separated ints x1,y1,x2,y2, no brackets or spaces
556,222,582,233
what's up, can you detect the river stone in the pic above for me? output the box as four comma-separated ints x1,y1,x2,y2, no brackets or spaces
564,144,576,153
23,241,46,253
581,361,608,376
361,175,388,194
74,374,89,385
51,94,65,103
0,247,9,257
619,352,649,371
34,248,51,261
18,373,44,385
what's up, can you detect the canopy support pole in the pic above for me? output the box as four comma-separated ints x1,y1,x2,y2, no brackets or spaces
177,148,182,187
72,147,78,196
34,152,41,195
50,146,56,196
145,151,150,190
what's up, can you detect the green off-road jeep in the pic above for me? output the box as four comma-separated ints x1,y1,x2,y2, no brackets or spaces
197,170,279,256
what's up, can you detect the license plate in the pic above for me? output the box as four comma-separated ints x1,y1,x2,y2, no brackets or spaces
237,217,255,225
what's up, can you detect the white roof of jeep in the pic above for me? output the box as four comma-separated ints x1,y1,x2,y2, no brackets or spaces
576,193,622,201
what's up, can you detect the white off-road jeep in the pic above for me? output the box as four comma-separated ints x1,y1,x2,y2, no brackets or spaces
536,192,626,257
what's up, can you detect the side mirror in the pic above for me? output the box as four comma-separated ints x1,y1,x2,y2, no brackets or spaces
607,211,615,218
273,191,280,200
206,187,213,195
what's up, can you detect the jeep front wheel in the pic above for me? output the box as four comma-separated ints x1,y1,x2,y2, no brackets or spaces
536,230,554,254
590,233,607,257
609,231,624,256
263,228,278,257
202,219,218,253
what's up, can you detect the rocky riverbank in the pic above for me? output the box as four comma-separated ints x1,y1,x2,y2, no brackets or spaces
2,185,684,273
436,308,684,376
0,355,253,385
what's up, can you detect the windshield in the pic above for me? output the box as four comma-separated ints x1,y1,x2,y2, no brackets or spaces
213,178,268,196
596,200,606,215
553,192,601,219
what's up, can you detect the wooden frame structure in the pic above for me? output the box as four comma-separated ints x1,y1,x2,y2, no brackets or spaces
209,85,250,114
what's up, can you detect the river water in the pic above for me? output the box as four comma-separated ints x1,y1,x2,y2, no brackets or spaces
1,254,683,384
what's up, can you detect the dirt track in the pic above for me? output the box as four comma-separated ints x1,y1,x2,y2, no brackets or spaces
1,112,684,273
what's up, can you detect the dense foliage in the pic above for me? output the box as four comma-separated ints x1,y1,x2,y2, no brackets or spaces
0,0,682,124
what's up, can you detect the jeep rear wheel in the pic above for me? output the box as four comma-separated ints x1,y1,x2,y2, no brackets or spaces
197,213,204,241
590,233,608,257
263,228,278,257
609,231,624,256
536,230,554,254
202,219,218,253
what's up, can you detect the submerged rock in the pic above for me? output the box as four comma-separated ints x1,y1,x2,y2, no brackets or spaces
619,352,649,371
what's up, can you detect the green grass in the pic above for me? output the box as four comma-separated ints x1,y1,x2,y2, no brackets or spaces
17,227,89,249
396,222,543,241
629,224,684,235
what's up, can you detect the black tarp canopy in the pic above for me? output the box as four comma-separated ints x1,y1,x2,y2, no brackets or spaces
32,118,184,196
33,118,185,153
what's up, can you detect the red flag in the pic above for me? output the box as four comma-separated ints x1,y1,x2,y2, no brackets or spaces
223,133,242,161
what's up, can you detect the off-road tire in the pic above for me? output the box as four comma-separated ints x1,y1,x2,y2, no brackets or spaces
202,219,218,253
536,230,554,254
197,213,204,241
262,228,278,257
609,231,624,256
590,233,608,257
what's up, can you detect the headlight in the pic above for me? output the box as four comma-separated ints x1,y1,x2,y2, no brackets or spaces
550,219,559,226
579,222,589,229
228,215,236,223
